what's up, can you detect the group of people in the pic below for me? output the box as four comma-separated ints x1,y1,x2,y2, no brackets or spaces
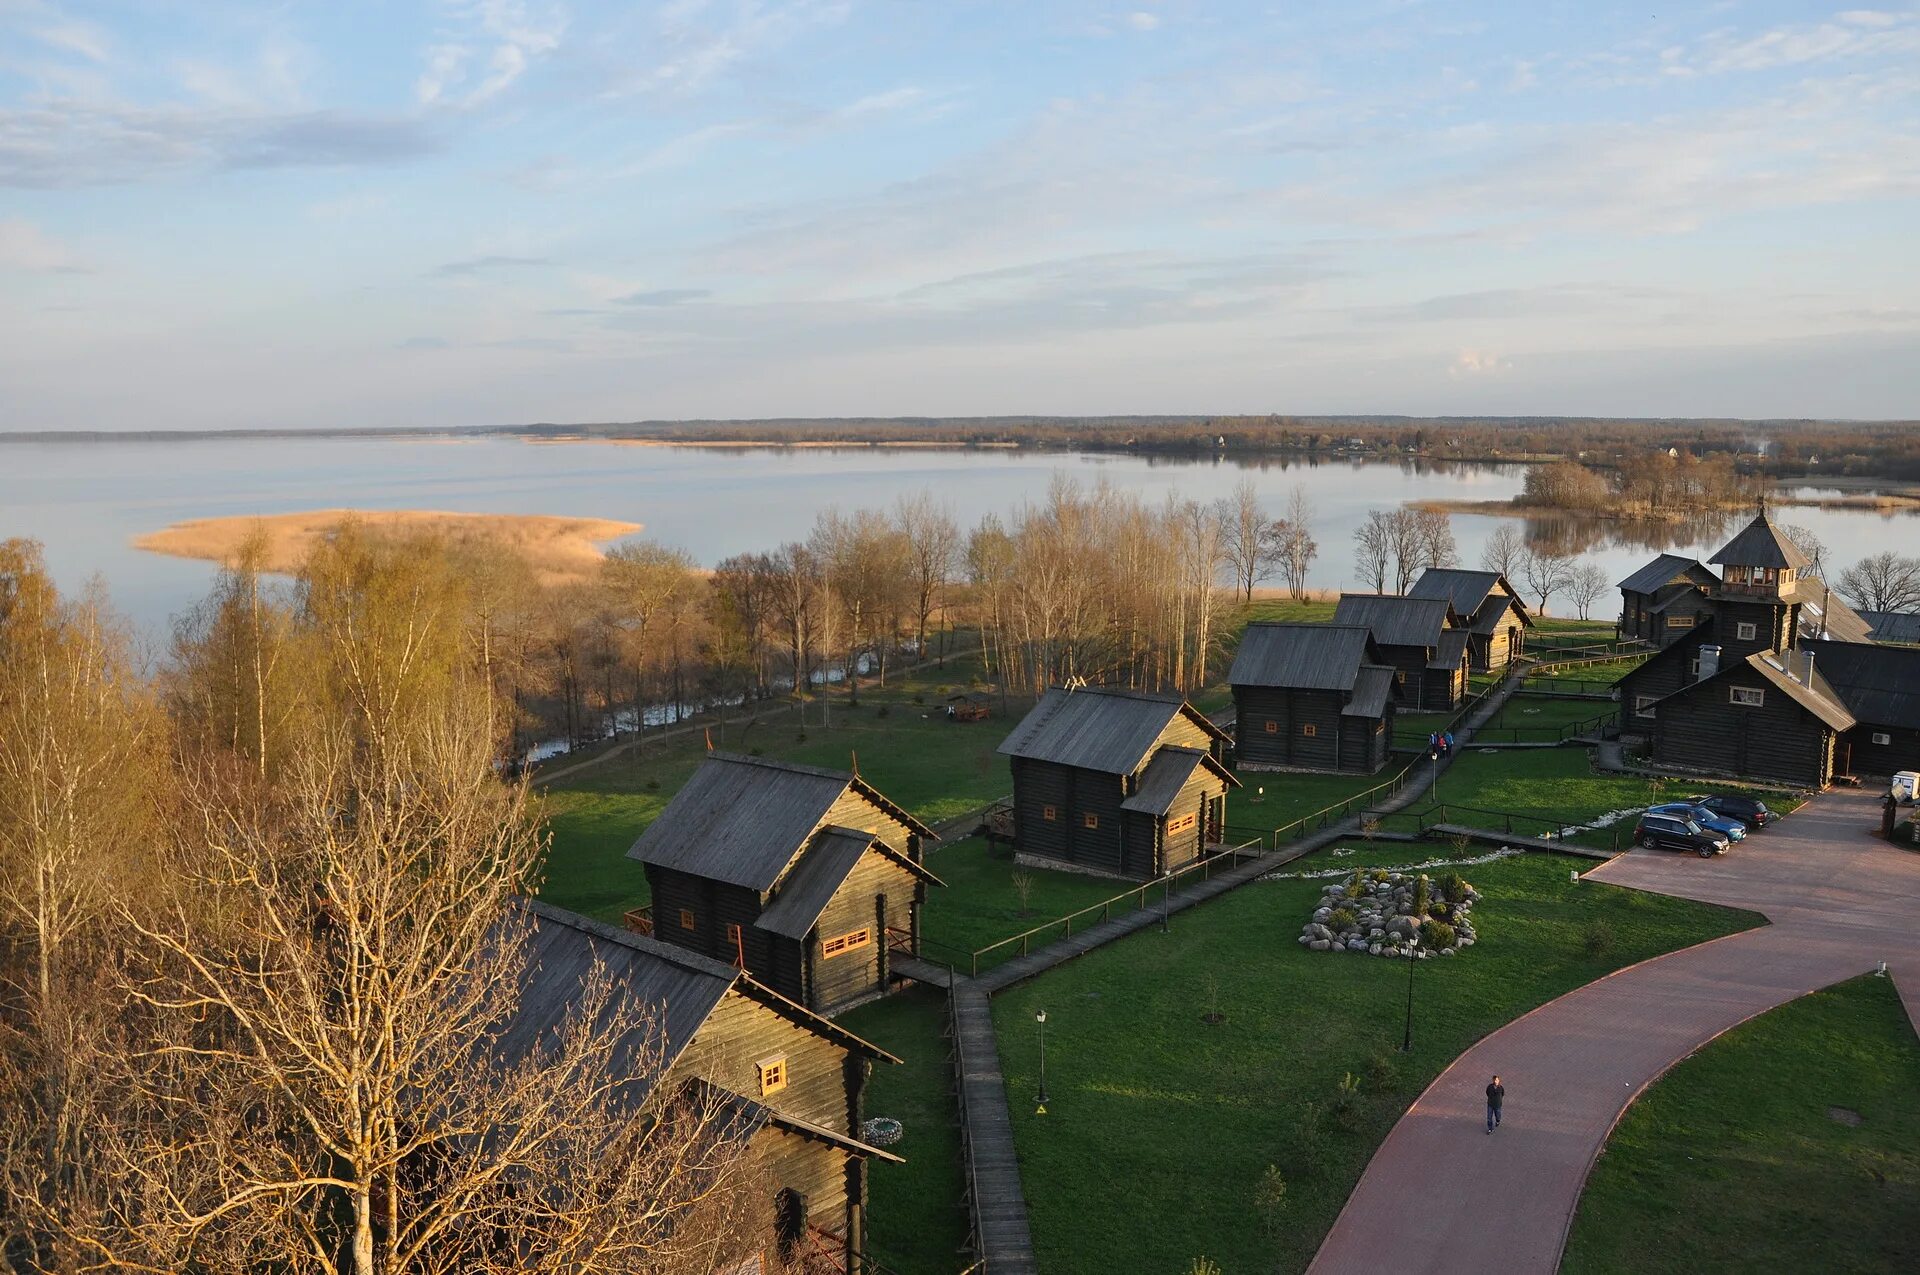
1427,730,1456,759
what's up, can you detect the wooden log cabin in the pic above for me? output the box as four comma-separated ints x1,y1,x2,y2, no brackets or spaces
1407,568,1533,672
1616,554,1718,647
626,753,941,1017
1331,593,1470,711
1643,646,1855,787
1228,623,1398,773
507,900,902,1274
997,686,1237,880
1802,639,1920,778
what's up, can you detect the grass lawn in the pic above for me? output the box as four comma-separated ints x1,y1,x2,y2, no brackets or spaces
1383,747,1665,845
537,695,1024,922
840,988,973,1274
1565,975,1920,1275
1231,598,1339,627
1481,695,1615,740
989,853,1759,1275
1224,768,1400,842
921,837,1132,966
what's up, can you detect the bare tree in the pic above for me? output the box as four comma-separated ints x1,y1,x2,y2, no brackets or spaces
1352,511,1394,593
1388,510,1425,594
1413,509,1458,573
765,542,823,705
1520,545,1577,614
1837,551,1920,613
896,491,960,664
1568,562,1610,620
1217,479,1275,602
1778,523,1829,579
1277,485,1318,601
1479,523,1527,578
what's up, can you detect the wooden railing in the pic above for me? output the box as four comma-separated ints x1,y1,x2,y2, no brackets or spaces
623,906,653,937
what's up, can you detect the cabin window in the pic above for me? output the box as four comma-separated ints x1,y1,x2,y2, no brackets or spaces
1263,720,1278,734
1635,695,1657,718
725,922,742,946
821,927,872,959
1735,622,1757,641
1167,812,1196,835
1730,687,1765,707
1872,732,1892,746
756,1056,788,1096
1301,723,1318,737
1042,805,1058,821
1395,671,1406,684
1082,812,1100,830
1666,615,1692,630
679,908,696,930
1375,720,1386,734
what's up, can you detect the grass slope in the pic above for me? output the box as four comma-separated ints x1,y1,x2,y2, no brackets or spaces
1565,975,1920,1275
989,853,1758,1275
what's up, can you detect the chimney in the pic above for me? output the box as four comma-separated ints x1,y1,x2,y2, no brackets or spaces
1696,645,1720,681
1804,651,1815,687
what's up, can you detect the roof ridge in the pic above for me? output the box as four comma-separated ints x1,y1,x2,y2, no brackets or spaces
703,750,856,784
518,897,742,983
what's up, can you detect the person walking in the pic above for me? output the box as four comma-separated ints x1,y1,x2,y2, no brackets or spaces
1485,1075,1505,1133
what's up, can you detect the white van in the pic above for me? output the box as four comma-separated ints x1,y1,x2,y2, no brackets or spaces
1892,771,1920,805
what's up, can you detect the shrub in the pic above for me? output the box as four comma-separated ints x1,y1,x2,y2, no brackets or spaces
1331,1071,1364,1130
1582,919,1615,958
748,746,765,757
1254,1164,1289,1237
1363,1050,1396,1094
875,704,891,719
644,778,660,792
1370,869,1390,883
1187,1259,1223,1275
1420,918,1456,951
1328,907,1357,932
1413,875,1432,918
796,731,808,743
1439,871,1469,904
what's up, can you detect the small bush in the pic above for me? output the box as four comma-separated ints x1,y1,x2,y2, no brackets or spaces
644,778,660,792
1187,1259,1223,1275
796,731,808,743
1582,919,1615,958
1438,871,1469,904
748,746,765,757
1370,869,1390,883
1254,1164,1289,1237
1328,906,1357,931
1363,1050,1396,1093
875,704,891,719
1420,918,1456,951
1413,875,1432,918
1331,1072,1364,1130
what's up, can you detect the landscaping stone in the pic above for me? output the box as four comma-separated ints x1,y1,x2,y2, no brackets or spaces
1297,867,1482,960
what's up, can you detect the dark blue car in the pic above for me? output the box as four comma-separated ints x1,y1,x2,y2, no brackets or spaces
1648,802,1747,842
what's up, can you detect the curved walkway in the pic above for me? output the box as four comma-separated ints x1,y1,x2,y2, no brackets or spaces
1309,787,1920,1275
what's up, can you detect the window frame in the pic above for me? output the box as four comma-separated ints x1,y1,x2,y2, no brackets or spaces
1735,621,1757,641
1635,694,1657,718
1166,811,1197,836
679,908,696,930
1301,722,1318,738
1263,719,1278,734
756,1056,788,1097
1042,804,1057,821
1082,812,1100,830
820,927,872,959
1729,686,1765,707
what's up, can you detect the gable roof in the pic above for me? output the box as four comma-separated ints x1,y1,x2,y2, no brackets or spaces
1618,554,1715,596
1709,511,1812,571
1467,590,1532,634
1429,628,1471,670
1407,567,1523,619
997,686,1227,775
1332,593,1453,650
1228,623,1378,691
1861,610,1920,645
1120,746,1239,816
1796,588,1874,644
626,753,934,890
1343,664,1399,718
755,826,942,941
1650,647,1854,731
1802,639,1920,731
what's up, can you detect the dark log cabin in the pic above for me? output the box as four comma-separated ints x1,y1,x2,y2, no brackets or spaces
997,686,1236,880
508,900,902,1274
1801,639,1920,778
1228,623,1398,773
1645,647,1854,787
1616,554,1718,647
1616,619,1719,733
1407,568,1533,671
1331,594,1468,711
626,753,941,1017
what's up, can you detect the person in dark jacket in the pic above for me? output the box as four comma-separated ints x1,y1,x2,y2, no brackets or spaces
1486,1075,1505,1133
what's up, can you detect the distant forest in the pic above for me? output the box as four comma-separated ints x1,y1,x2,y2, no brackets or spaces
11,414,1920,480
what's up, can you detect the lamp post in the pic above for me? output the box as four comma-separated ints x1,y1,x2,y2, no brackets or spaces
1035,1009,1049,1114
1399,938,1416,1053
1430,742,1442,809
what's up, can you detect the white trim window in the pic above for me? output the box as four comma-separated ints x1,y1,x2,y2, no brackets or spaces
1729,687,1765,707
1735,622,1758,641
1635,695,1658,718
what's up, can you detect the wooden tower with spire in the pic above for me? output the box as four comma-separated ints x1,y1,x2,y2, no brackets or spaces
1707,504,1811,662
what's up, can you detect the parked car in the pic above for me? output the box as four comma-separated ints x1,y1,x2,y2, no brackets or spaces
1647,802,1748,842
1683,793,1777,830
1634,812,1731,857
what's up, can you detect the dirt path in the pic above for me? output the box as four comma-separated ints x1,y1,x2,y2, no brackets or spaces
1308,787,1920,1275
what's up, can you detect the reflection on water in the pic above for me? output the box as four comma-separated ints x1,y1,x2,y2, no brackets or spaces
0,436,1912,633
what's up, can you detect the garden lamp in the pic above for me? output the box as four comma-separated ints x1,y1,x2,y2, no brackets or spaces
1035,1009,1049,1113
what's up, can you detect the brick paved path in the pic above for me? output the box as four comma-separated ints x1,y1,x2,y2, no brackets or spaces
1309,787,1920,1275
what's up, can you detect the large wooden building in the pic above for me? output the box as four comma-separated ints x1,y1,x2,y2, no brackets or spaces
1228,623,1398,773
1331,593,1470,711
997,686,1236,880
627,753,941,1017
1407,568,1533,671
1802,639,1920,778
1616,553,1719,647
507,900,902,1273
1642,645,1855,787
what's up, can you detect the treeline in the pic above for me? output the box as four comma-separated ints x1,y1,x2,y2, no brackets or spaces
0,535,756,1271
1517,453,1768,515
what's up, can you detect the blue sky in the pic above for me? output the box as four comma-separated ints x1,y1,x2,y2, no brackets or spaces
2,1,1917,429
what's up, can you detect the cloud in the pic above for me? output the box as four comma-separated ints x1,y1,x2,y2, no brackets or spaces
34,21,109,63
615,288,711,306
416,0,567,107
1449,349,1510,378
1126,12,1161,32
601,0,853,99
416,44,471,104
224,113,438,168
426,255,553,279
0,218,86,272
396,336,452,350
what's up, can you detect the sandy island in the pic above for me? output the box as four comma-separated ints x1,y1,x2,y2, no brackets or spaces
133,510,642,586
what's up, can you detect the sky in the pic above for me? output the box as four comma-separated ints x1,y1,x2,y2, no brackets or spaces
2,0,1917,431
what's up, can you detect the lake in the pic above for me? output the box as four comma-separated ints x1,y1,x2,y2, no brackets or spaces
1,435,1909,636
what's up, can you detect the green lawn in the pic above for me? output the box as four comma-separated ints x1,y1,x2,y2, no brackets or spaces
537,695,1025,922
989,854,1761,1275
1481,695,1615,740
921,837,1133,967
1565,975,1920,1275
841,988,973,1275
1224,768,1401,843
1382,747,1664,845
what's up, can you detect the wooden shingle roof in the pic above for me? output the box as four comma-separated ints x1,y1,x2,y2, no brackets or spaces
1228,623,1379,691
1802,639,1920,731
1617,553,1714,595
1408,568,1528,632
1120,746,1238,816
997,686,1226,775
1332,593,1453,650
755,827,941,941
1709,512,1812,570
625,753,933,890
1343,665,1398,718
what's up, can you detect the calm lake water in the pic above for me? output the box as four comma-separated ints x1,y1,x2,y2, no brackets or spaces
0,436,1908,637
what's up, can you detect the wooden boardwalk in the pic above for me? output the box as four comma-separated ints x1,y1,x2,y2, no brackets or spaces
1426,822,1615,860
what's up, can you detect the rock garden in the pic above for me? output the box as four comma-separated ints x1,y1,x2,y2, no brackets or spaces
1298,868,1480,958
